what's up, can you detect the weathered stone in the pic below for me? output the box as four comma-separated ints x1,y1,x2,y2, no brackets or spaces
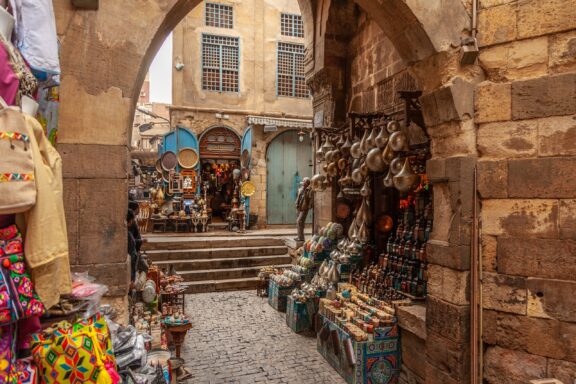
527,278,576,322
401,330,427,380
427,241,471,271
477,120,538,159
474,82,511,123
78,179,128,265
430,120,477,158
481,199,559,238
477,160,508,198
427,296,469,343
559,200,576,240
508,158,576,198
498,238,576,280
426,158,447,183
538,115,576,157
397,304,427,340
445,156,476,183
517,0,576,39
549,30,576,74
547,358,576,384
512,73,576,120
483,309,576,362
425,362,458,384
63,179,80,265
420,78,475,127
479,0,516,8
482,235,497,272
59,76,132,146
477,3,517,47
479,38,548,81
482,272,527,315
428,265,470,305
426,331,470,381
71,261,130,297
484,346,547,384
59,144,129,179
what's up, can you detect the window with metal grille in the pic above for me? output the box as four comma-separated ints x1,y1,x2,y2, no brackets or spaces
281,14,304,38
277,42,307,98
205,3,233,29
202,34,240,92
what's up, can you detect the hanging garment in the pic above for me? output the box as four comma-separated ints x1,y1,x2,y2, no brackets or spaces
16,114,71,309
0,106,37,214
9,0,60,81
0,224,45,326
0,42,19,105
0,323,16,384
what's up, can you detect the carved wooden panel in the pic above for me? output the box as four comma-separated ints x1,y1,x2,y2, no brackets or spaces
199,127,241,159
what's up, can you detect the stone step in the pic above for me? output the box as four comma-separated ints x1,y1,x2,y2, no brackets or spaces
178,265,292,282
146,245,288,261
143,237,286,251
182,277,261,294
154,254,292,271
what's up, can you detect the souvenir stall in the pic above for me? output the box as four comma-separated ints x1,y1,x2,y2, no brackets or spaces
150,127,211,233
264,93,431,384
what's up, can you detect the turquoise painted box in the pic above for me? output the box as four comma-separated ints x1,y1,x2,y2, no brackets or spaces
286,296,317,333
268,279,292,312
317,316,401,384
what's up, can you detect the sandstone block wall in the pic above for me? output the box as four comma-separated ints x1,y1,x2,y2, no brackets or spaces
476,1,576,382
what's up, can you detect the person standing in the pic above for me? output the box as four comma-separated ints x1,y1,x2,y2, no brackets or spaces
295,177,313,242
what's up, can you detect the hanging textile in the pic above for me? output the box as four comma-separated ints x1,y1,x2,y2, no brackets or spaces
16,114,71,308
9,0,60,82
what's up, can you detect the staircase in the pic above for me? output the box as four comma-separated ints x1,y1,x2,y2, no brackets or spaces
143,236,292,294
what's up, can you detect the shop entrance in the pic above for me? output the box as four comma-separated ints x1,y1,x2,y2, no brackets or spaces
198,127,242,223
266,130,313,225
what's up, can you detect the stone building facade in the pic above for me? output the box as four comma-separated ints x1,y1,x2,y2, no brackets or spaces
53,0,576,382
169,0,314,226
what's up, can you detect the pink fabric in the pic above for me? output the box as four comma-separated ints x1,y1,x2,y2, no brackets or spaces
0,43,19,105
17,316,41,350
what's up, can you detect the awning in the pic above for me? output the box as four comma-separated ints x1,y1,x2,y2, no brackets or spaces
246,116,313,129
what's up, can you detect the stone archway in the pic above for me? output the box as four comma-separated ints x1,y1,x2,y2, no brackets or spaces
302,1,480,384
54,1,478,381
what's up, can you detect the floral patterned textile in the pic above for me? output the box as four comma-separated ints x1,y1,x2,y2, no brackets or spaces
0,323,16,384
0,225,45,326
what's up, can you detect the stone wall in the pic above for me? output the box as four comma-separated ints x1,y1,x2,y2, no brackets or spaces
475,0,576,382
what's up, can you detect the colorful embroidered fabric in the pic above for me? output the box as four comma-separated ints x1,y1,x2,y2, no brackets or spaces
11,357,37,384
0,324,17,384
0,173,34,183
0,131,30,143
0,225,45,325
31,313,119,384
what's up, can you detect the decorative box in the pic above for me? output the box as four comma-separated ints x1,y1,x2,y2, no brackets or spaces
268,280,293,312
317,316,401,384
286,296,317,333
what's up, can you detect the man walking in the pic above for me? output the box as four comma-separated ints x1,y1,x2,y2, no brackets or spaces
295,177,313,242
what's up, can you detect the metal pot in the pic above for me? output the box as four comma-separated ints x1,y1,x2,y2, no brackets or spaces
375,126,389,149
389,131,408,152
383,168,394,188
366,147,387,173
381,144,394,165
390,157,404,175
360,129,370,155
351,168,364,185
393,158,420,192
366,128,377,150
350,141,362,159
327,162,338,177
387,120,400,134
341,136,353,156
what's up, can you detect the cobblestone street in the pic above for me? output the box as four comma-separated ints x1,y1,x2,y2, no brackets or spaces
180,291,346,384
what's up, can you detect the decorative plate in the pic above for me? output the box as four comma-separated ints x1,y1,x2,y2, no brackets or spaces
241,181,256,197
178,148,199,169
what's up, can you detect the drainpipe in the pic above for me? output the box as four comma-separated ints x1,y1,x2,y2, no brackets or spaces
461,0,480,65
471,165,481,384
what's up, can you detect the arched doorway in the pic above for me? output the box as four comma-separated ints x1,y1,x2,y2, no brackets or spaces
266,130,313,225
198,126,241,220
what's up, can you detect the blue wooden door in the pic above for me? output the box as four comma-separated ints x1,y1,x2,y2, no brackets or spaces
161,126,201,192
241,126,253,226
266,130,312,225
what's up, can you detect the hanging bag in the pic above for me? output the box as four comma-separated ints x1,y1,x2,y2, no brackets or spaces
0,224,45,325
31,312,120,384
0,104,36,213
